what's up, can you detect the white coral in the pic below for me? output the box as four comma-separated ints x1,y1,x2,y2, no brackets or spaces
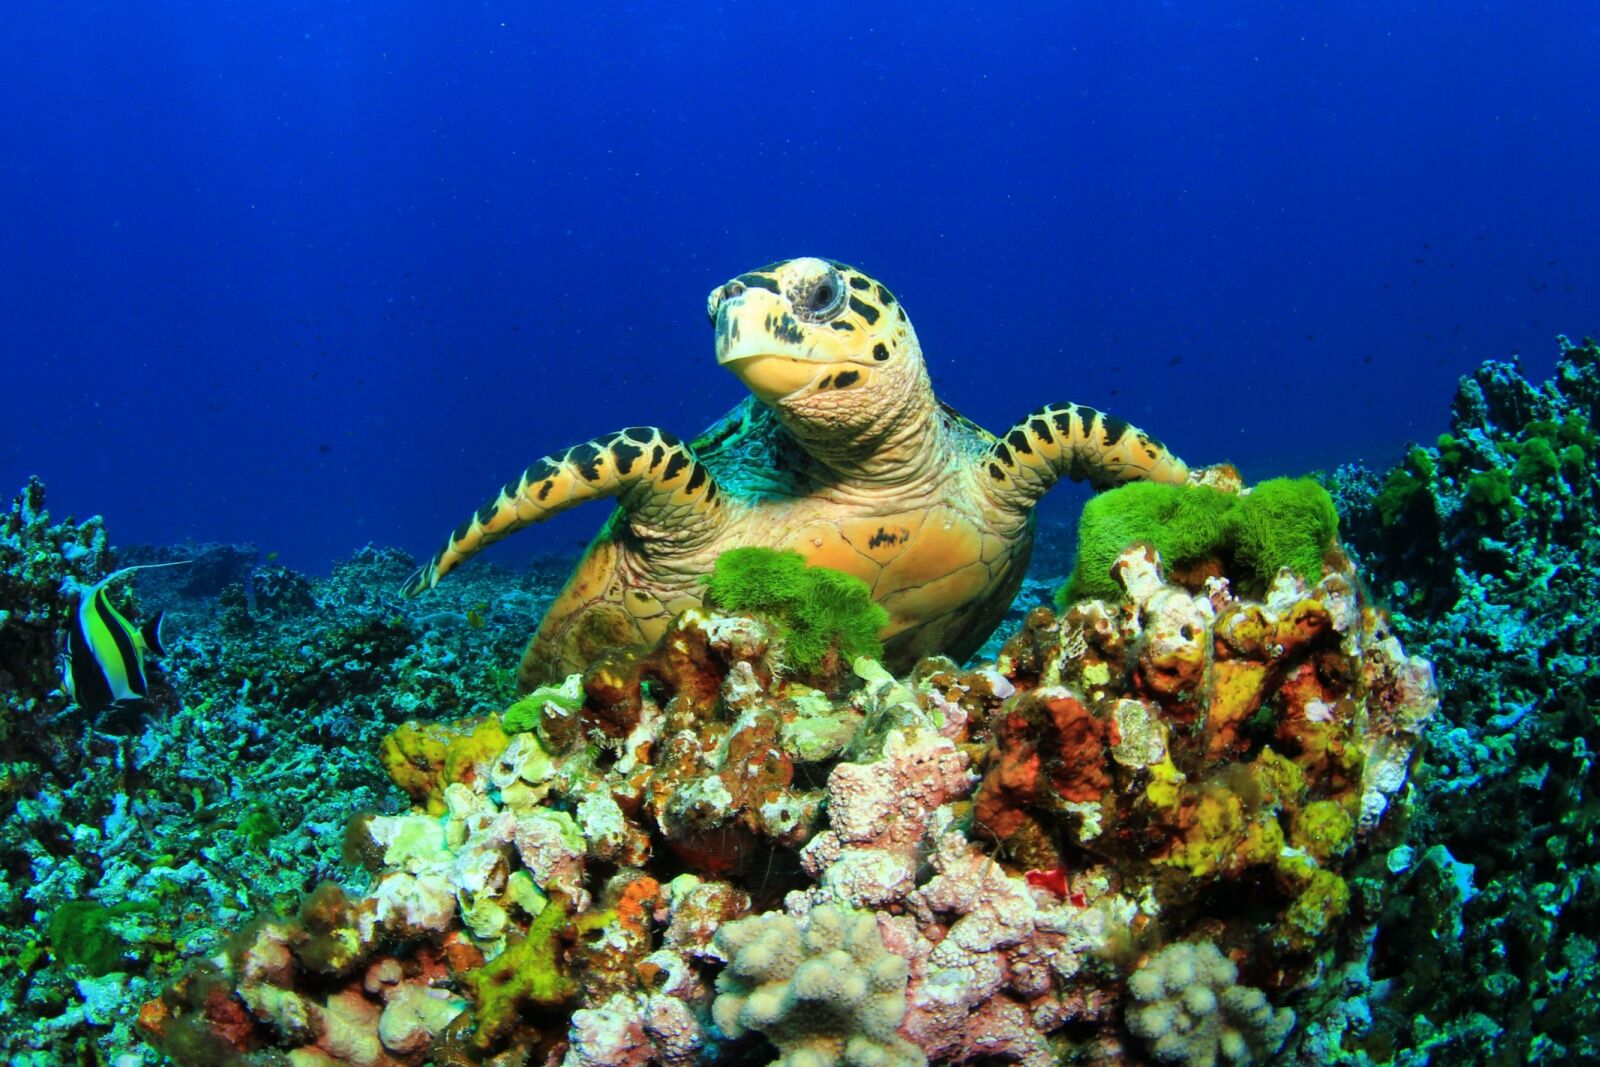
563,992,703,1067
1126,942,1294,1067
712,903,925,1067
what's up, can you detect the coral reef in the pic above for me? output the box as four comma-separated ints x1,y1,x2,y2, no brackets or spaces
1306,336,1600,1063
0,485,544,1064
0,477,110,744
125,469,1429,1066
31,319,1594,1066
984,536,1434,968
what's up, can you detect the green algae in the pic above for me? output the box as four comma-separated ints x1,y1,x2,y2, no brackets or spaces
461,894,576,1051
702,547,888,673
503,672,585,735
1060,477,1340,603
47,900,154,976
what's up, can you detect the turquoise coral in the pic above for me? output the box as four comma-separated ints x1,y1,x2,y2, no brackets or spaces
1316,336,1600,1062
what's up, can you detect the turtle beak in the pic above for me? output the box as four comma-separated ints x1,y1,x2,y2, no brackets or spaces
722,353,826,402
710,285,824,402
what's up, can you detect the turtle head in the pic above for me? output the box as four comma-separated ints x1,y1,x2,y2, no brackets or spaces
707,257,923,413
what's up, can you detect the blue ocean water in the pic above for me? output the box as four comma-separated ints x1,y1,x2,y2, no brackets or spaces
2,2,1595,572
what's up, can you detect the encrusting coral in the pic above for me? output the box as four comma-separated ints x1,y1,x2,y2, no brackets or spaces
979,534,1435,963
8,338,1584,1066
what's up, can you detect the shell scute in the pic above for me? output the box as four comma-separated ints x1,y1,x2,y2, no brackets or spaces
979,531,1011,565
878,559,991,631
872,508,986,595
776,523,871,581
838,513,925,567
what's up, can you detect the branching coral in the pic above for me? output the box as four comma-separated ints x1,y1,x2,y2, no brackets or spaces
1308,336,1600,1061
1126,941,1293,1067
0,476,111,736
712,902,924,1067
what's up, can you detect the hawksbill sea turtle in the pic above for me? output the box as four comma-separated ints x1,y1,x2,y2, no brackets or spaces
404,257,1190,689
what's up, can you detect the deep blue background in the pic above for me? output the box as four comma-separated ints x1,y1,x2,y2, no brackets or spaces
3,2,1595,572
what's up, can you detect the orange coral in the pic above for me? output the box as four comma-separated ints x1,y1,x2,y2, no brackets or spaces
973,692,1109,863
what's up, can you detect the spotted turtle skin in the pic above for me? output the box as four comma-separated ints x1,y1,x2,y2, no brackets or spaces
404,258,1189,690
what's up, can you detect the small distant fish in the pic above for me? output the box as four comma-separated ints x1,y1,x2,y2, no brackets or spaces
60,563,186,712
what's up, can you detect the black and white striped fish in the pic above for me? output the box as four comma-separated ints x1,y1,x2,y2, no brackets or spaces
60,563,185,711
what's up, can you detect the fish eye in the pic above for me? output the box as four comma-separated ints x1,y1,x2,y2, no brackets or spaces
796,271,846,321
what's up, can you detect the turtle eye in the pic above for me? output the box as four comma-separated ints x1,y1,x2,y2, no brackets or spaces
796,272,846,321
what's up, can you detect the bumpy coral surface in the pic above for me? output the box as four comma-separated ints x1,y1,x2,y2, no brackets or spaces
712,903,923,1067
4,465,1451,1067
0,485,544,1065
1126,941,1294,1066
7,340,1587,1067
982,536,1435,969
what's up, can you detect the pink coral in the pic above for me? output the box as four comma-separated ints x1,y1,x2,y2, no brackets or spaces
799,728,974,908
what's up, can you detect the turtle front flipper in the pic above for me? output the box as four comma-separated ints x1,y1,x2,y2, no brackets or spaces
401,427,724,595
981,402,1189,514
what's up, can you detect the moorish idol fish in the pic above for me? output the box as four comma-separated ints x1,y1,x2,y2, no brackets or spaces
60,562,187,712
